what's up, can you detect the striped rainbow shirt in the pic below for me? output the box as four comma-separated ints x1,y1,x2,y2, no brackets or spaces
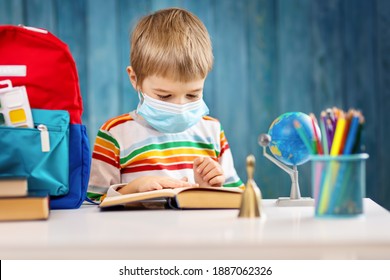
87,111,244,202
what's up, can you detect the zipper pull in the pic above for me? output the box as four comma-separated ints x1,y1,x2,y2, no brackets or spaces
18,24,48,34
37,124,50,152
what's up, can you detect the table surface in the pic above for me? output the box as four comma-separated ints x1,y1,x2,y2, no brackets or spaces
1,198,390,259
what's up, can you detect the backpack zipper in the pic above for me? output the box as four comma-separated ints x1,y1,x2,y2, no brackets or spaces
18,24,48,34
37,124,50,152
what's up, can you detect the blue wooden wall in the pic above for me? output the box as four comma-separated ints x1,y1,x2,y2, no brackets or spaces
1,0,390,210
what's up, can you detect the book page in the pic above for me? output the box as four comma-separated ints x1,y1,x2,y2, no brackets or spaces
99,188,179,208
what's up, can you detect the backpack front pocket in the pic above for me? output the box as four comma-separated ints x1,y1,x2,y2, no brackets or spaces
0,109,70,196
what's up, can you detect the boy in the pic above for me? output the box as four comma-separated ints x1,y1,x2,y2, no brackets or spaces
88,8,243,202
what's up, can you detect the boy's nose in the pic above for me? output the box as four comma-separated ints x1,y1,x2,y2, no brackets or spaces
172,97,189,105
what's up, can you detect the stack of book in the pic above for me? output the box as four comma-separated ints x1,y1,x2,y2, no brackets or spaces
0,177,49,221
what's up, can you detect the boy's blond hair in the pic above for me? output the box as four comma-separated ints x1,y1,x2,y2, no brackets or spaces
130,8,213,85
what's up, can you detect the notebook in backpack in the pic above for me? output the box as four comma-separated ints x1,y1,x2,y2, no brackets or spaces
0,25,91,209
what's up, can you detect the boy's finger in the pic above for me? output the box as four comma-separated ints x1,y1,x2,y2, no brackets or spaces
183,182,199,187
150,182,164,190
193,157,204,168
173,178,196,188
177,181,198,188
200,161,216,176
160,178,186,189
203,168,223,183
209,175,225,187
196,157,212,174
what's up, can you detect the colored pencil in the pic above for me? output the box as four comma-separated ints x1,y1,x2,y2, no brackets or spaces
343,111,360,155
326,108,336,129
352,113,365,154
319,109,344,214
310,113,323,155
317,160,340,215
339,109,353,154
321,111,332,153
330,111,346,156
319,113,329,155
328,161,349,214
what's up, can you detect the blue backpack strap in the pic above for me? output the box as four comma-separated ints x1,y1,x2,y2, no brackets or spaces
84,197,99,205
50,124,91,209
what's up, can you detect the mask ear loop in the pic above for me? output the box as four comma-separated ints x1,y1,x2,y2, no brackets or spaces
136,91,144,113
134,74,145,110
138,91,145,103
136,83,152,117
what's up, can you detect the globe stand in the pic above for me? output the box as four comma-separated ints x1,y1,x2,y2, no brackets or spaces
259,134,314,207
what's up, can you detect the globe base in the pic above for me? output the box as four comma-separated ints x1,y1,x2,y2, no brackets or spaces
276,197,314,207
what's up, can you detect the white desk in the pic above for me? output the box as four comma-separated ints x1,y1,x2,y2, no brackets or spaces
1,199,390,259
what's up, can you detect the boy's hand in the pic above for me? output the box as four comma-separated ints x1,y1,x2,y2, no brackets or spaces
118,176,198,194
193,157,225,187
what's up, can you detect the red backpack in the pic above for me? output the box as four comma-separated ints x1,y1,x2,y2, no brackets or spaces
0,25,91,209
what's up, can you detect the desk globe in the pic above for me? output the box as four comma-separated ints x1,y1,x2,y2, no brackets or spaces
268,112,315,166
259,112,318,206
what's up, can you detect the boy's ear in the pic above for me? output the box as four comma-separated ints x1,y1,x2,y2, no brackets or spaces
126,66,138,91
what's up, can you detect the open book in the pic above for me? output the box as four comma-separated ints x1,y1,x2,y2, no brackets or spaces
99,186,243,209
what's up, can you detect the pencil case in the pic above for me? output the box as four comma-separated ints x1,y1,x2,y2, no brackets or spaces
0,109,70,196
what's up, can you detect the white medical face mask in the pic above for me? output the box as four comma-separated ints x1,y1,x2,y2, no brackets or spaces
136,92,209,133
